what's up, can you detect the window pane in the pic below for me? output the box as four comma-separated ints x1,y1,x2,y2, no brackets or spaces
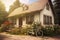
43,15,46,24
43,15,52,25
26,15,34,24
49,17,52,24
47,16,49,25
46,3,49,10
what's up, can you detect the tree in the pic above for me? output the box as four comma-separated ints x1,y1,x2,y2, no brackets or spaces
9,0,20,13
22,4,28,11
9,0,29,13
0,1,8,26
54,0,60,13
53,0,60,24
0,1,5,11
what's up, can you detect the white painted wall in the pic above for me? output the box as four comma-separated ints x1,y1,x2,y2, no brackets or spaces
15,18,19,27
34,13,40,23
33,5,54,26
21,5,54,27
17,4,54,27
40,6,54,26
22,17,27,27
22,17,33,28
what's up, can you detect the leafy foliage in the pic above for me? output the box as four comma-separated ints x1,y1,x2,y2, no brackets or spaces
8,27,21,35
53,0,60,24
0,22,60,36
0,24,14,32
0,1,5,11
54,25,60,35
9,0,20,13
54,0,60,13
0,1,8,26
9,0,29,13
41,26,54,36
31,22,42,36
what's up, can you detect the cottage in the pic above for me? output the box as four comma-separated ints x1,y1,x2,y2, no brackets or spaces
8,0,54,27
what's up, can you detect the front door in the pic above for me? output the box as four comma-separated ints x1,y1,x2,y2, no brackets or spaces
19,18,22,27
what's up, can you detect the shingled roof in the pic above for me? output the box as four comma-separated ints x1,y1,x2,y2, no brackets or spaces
8,0,48,17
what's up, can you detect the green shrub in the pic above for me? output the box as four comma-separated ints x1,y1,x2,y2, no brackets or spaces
54,25,60,35
41,26,55,36
30,22,42,36
1,22,60,36
21,26,34,35
27,26,34,35
8,27,21,35
0,27,3,32
21,27,28,35
0,24,14,32
8,26,33,35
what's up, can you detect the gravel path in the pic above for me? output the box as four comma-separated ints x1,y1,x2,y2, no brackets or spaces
0,33,60,40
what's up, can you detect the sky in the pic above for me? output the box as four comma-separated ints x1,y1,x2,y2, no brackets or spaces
1,0,37,12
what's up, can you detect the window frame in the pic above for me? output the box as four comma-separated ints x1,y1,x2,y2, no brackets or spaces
46,3,50,10
26,15,34,24
43,15,52,25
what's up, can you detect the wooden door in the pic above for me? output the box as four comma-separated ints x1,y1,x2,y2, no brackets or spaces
19,18,22,27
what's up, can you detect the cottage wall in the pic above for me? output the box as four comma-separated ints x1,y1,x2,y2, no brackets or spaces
21,5,54,27
40,5,54,26
34,12,40,23
22,17,27,27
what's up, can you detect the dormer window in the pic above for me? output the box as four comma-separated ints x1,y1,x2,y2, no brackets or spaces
22,4,28,11
46,3,49,10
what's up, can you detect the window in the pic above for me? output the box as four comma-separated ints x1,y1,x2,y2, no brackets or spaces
26,15,34,24
11,18,16,25
43,15,52,25
44,15,47,24
46,3,49,10
49,17,52,24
